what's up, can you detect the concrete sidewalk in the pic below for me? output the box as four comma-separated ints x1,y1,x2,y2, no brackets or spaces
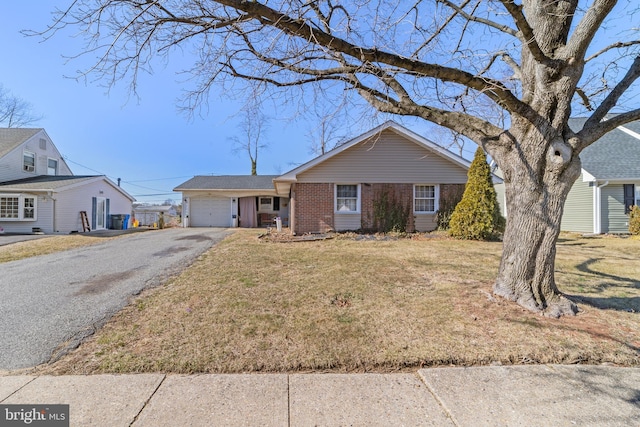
1,365,638,426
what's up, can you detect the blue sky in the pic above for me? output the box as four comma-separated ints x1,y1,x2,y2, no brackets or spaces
1,3,636,204
0,2,389,204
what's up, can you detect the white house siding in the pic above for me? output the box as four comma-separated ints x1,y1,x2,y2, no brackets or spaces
494,182,506,217
0,193,54,233
0,131,72,182
297,130,469,184
560,175,594,233
55,179,133,233
335,213,361,231
601,184,630,233
189,195,232,227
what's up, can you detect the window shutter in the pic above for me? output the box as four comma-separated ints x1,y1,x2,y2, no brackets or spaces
273,197,280,211
623,184,635,214
91,197,97,230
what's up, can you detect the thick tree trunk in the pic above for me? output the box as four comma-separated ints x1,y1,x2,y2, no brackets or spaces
493,129,582,317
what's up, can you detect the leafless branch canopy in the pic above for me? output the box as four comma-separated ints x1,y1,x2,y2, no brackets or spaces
0,85,42,127
38,0,640,152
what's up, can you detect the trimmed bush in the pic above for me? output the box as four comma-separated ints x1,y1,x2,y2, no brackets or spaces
449,147,505,240
629,205,640,235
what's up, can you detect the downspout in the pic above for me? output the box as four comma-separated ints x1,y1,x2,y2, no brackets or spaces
48,192,57,234
594,181,609,234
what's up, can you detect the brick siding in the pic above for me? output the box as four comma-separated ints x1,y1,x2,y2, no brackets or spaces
293,183,335,234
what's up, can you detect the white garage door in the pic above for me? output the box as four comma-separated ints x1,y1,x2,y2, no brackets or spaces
190,197,232,227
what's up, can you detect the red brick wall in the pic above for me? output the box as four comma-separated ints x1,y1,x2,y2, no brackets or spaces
293,182,422,234
293,183,335,234
363,183,415,232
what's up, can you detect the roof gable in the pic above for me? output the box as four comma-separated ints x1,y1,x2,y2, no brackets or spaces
570,118,640,180
274,121,471,194
0,128,43,159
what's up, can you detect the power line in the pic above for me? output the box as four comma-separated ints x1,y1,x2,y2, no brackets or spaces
125,176,192,183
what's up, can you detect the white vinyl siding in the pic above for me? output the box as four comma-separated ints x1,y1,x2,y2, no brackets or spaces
560,175,594,233
54,179,133,233
297,129,468,184
0,130,73,182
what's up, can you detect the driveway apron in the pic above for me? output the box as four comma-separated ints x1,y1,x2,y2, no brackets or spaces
0,228,231,370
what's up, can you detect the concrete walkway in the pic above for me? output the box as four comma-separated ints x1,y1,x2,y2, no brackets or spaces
1,365,639,426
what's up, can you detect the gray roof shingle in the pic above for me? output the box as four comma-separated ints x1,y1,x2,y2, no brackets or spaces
569,118,640,180
0,175,99,191
0,128,42,158
174,175,278,191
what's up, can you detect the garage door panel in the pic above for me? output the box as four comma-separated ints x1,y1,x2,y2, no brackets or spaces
190,197,231,227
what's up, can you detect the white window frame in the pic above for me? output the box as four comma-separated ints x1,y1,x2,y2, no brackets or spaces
47,158,58,176
413,184,439,214
0,194,37,221
23,151,35,173
259,196,273,212
335,184,361,214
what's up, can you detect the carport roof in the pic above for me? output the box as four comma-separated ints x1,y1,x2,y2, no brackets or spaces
174,175,278,191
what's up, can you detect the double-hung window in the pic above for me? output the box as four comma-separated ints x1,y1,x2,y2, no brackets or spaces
47,158,58,175
23,151,35,173
414,185,438,214
259,197,273,212
0,194,37,221
336,184,359,213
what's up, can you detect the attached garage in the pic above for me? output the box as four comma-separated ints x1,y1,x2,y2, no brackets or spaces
175,175,290,229
189,196,232,227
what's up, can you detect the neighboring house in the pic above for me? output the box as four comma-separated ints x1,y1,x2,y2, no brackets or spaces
175,175,289,228
175,121,472,234
494,119,640,234
133,204,175,226
0,128,135,234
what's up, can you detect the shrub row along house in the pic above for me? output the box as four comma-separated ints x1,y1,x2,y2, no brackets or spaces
0,128,134,234
177,120,640,235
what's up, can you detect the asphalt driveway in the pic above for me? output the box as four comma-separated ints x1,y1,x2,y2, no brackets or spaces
0,227,231,371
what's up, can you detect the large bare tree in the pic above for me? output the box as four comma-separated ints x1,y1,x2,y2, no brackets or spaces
0,85,41,127
229,105,269,175
43,1,640,317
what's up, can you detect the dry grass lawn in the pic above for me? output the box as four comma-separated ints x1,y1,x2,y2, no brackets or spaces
38,230,640,374
0,234,118,263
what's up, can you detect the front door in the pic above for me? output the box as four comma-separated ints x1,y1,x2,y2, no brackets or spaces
96,197,106,229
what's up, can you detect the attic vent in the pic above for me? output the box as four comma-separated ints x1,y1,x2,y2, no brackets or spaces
39,138,47,150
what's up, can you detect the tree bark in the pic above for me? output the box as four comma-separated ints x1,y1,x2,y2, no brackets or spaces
492,125,582,317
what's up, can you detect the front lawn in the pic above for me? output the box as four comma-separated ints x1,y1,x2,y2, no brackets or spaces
39,230,640,374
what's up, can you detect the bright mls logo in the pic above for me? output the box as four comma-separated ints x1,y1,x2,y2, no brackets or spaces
0,405,69,427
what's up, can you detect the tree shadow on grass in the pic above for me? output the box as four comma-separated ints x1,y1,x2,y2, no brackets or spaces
569,295,640,313
575,258,640,290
